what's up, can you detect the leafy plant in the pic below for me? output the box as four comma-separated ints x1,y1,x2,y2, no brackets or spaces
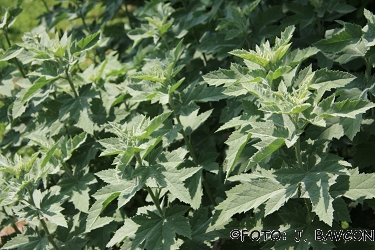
1,0,375,249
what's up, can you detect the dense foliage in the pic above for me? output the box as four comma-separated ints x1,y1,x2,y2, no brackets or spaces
1,0,375,249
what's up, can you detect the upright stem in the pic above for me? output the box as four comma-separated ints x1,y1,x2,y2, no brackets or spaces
75,0,90,32
364,58,375,116
62,162,77,181
365,58,372,81
146,186,164,217
304,198,313,224
169,93,217,206
191,28,208,66
40,219,61,250
134,152,143,167
123,2,134,29
65,67,79,98
180,0,208,66
3,28,12,47
41,0,51,13
135,153,164,217
370,93,375,117
26,186,60,250
295,137,303,170
291,114,303,170
3,27,26,78
161,35,170,50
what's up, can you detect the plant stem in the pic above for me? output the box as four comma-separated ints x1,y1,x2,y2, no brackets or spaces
161,35,170,50
62,162,77,181
123,2,134,29
3,27,26,78
75,0,90,32
134,152,143,167
370,93,375,117
191,28,208,66
365,58,372,81
41,0,51,13
146,186,164,217
65,67,79,98
291,114,303,170
3,28,12,48
180,0,208,66
40,218,61,250
202,178,217,206
304,198,313,224
364,59,375,116
135,152,165,217
295,137,303,170
26,186,60,250
168,93,217,206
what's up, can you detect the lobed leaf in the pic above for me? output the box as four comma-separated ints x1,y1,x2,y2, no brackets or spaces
131,205,191,250
215,179,285,225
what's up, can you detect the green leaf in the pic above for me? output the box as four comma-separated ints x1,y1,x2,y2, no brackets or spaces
274,202,336,250
58,85,97,134
132,164,167,187
95,169,120,184
40,141,59,169
60,132,88,162
275,143,350,226
310,69,355,103
85,193,118,232
215,178,285,225
179,109,213,135
1,234,50,250
285,47,319,67
305,117,345,140
216,115,256,132
107,219,139,247
267,65,292,81
21,77,56,102
58,173,96,213
184,169,203,210
98,137,125,156
202,68,238,87
246,137,285,170
158,149,199,206
131,72,166,83
363,9,375,47
331,169,375,203
229,49,269,68
314,23,367,64
131,205,191,250
86,178,143,232
33,189,68,228
127,27,155,48
333,197,351,222
223,126,252,177
181,81,226,104
75,32,100,51
140,111,172,138
0,44,24,61
314,23,362,53
314,96,375,119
